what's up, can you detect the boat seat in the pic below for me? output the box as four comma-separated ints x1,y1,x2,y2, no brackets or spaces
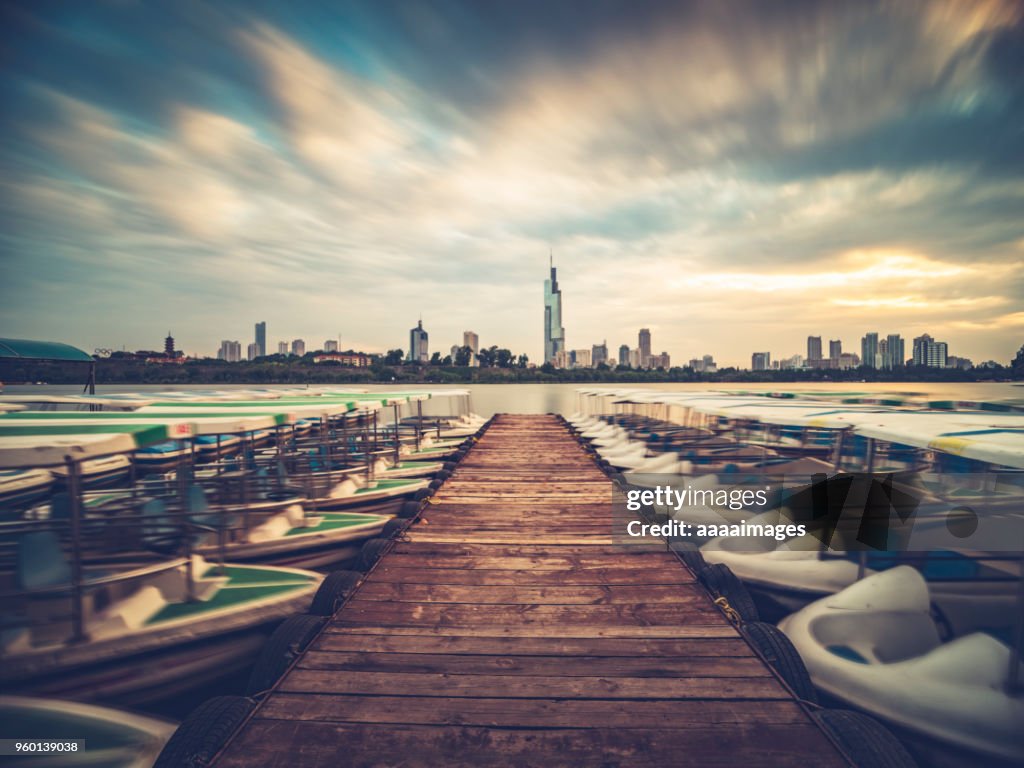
187,484,237,531
16,531,71,591
141,498,184,555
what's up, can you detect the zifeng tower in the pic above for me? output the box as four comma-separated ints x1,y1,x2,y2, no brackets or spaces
543,254,565,365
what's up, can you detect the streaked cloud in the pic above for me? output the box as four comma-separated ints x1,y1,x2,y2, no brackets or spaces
0,0,1021,366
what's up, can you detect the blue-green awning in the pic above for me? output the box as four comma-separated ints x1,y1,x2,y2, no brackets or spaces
0,338,94,363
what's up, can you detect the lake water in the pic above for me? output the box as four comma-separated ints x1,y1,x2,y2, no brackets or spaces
4,381,1020,416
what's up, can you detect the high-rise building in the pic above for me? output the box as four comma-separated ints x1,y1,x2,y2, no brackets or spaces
807,336,822,362
277,341,288,355
408,319,428,364
573,349,592,368
861,332,879,369
218,340,241,362
629,348,641,368
638,328,652,369
829,339,842,360
884,334,904,369
837,352,860,369
618,344,631,367
464,331,479,367
291,339,305,357
751,352,771,371
912,334,948,367
247,342,259,361
255,321,266,358
543,258,565,366
592,341,608,367
324,340,339,353
650,351,671,369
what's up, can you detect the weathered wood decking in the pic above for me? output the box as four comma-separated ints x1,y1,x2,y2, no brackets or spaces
213,415,848,767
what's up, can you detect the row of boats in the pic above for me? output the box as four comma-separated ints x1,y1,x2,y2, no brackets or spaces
0,387,487,764
569,388,1023,767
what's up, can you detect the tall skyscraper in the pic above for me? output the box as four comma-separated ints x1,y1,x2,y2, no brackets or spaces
247,342,259,361
861,332,879,369
255,321,266,358
618,344,630,367
751,352,771,371
463,331,479,367
543,257,565,366
829,339,842,360
409,319,429,363
807,336,822,362
592,341,608,367
885,334,905,369
291,339,305,356
219,340,241,362
638,328,652,369
912,334,948,367
277,341,288,355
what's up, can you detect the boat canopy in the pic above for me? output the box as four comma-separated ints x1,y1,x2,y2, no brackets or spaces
0,411,291,435
0,422,190,468
851,417,1024,469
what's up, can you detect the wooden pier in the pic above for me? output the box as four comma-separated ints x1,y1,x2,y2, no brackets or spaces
211,415,849,767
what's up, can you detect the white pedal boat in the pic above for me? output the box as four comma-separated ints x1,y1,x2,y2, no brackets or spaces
779,567,1023,766
703,509,1021,635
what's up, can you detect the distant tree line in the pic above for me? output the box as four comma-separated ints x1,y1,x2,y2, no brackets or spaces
3,343,1022,387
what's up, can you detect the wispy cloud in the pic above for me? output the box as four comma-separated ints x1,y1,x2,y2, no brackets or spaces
0,0,1021,365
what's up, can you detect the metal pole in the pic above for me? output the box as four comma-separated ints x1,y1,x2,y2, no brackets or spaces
416,400,422,451
832,428,846,472
1007,556,1023,694
65,456,86,643
393,403,401,464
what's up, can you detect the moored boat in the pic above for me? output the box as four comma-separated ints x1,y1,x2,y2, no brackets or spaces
0,694,175,768
779,567,1023,767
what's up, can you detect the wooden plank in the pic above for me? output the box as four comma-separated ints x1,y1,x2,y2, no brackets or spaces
335,602,724,626
322,624,740,638
368,565,695,586
312,634,753,657
277,670,789,699
352,583,702,605
258,694,811,727
296,651,771,678
214,722,844,768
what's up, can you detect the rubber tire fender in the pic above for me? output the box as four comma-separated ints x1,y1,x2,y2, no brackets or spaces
671,541,706,574
397,500,422,519
154,695,255,768
246,614,327,695
740,621,818,704
698,563,760,622
381,518,409,539
358,537,390,571
308,570,362,616
812,709,919,768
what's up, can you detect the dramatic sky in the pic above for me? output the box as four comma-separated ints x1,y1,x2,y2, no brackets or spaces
1,0,1022,366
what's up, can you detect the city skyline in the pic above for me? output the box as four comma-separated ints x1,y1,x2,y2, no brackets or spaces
1,2,1022,367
